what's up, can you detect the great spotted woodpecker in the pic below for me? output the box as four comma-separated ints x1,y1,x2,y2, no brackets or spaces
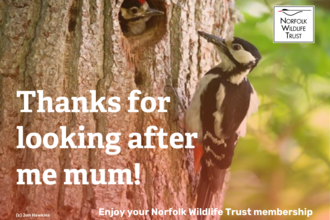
185,31,261,220
119,0,164,36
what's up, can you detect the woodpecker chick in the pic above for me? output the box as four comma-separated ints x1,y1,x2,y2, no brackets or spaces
185,31,261,220
119,0,164,36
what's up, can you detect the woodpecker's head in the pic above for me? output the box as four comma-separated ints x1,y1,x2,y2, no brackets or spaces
120,0,164,21
198,31,261,73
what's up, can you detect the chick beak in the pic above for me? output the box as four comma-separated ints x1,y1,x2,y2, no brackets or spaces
145,7,164,17
198,31,226,49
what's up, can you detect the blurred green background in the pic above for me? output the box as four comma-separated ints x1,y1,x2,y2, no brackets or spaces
224,0,330,219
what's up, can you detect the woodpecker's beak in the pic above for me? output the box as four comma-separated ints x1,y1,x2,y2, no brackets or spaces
198,31,226,49
145,7,164,17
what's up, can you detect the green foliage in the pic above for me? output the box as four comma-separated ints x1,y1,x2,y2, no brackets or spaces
224,0,330,219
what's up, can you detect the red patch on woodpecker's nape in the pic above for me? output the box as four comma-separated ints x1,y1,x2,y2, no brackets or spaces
137,0,146,4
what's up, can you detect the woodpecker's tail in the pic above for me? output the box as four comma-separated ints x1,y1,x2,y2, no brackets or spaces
196,158,226,220
196,167,213,220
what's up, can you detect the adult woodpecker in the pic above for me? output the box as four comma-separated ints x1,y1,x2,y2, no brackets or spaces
185,31,261,220
119,0,164,36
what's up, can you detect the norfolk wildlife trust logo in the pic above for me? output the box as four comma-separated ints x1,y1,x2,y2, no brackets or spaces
273,6,314,43
278,9,311,16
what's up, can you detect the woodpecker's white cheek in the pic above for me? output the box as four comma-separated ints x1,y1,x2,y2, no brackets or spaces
231,49,255,64
217,48,235,71
121,8,129,19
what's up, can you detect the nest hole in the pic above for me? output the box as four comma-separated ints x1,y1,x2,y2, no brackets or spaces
119,0,167,50
134,70,144,87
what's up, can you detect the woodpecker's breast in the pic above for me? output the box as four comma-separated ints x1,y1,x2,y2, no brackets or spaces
236,84,259,137
127,18,149,35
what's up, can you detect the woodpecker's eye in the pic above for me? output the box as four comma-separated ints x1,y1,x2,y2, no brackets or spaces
131,7,138,14
232,44,242,51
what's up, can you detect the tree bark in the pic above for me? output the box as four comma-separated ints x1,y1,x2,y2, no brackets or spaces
0,0,236,219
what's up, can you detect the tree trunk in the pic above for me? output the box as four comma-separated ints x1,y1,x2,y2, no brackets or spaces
0,0,236,219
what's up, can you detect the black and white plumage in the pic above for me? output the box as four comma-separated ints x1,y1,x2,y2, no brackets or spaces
185,32,261,220
119,0,164,36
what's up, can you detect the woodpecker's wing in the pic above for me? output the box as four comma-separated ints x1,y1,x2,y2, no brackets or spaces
201,68,255,137
196,74,254,214
220,81,253,138
200,76,241,166
200,74,254,168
